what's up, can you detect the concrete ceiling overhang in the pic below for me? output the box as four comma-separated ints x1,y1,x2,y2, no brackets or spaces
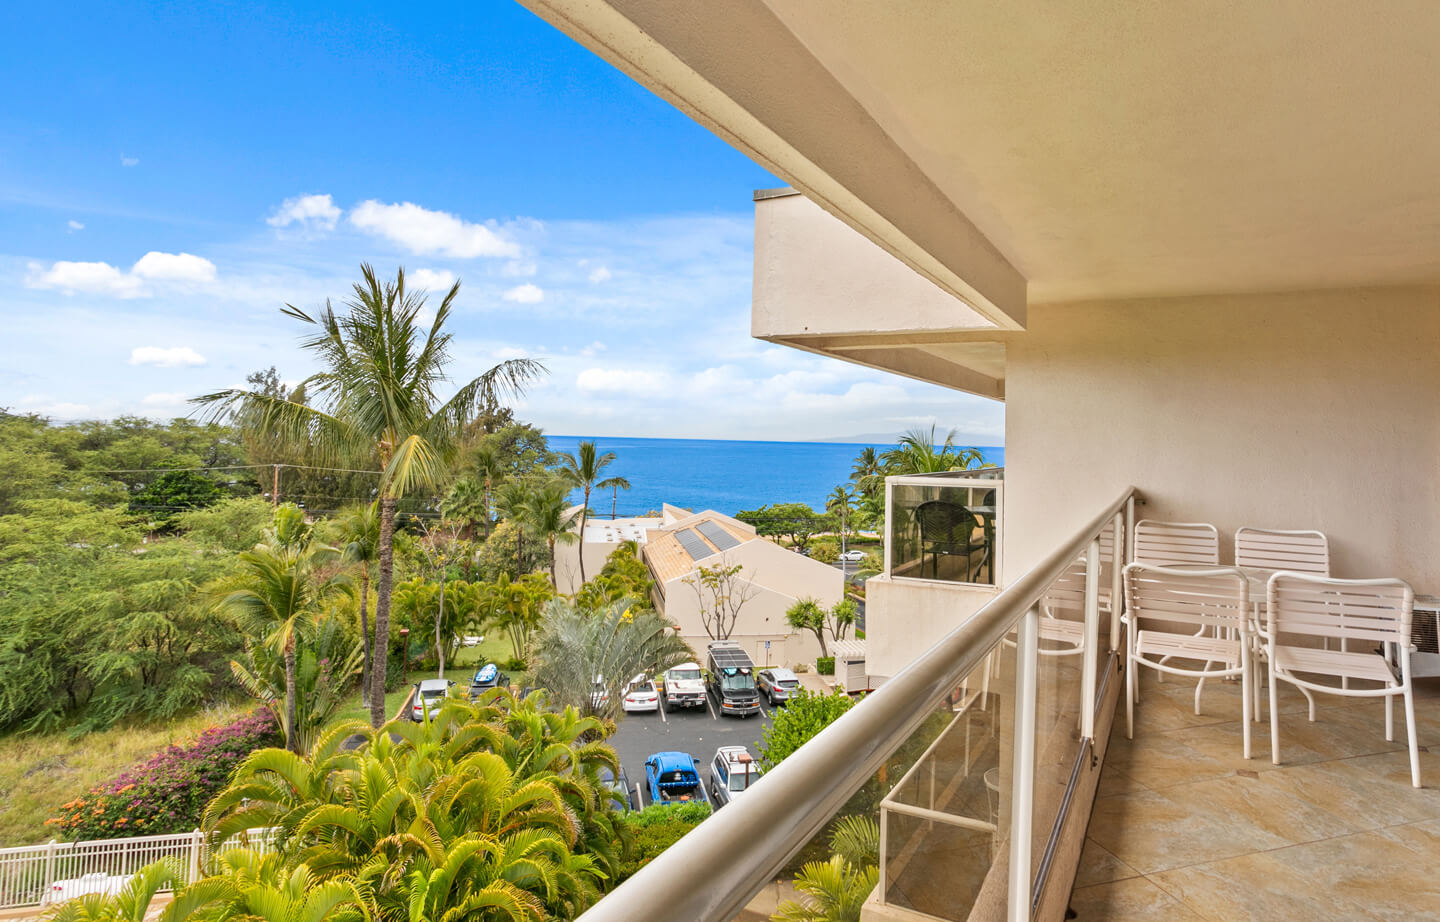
519,0,1440,393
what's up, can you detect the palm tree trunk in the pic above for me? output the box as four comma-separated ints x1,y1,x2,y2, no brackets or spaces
370,496,396,728
436,575,447,678
284,633,299,754
548,535,558,590
578,487,591,583
359,568,372,708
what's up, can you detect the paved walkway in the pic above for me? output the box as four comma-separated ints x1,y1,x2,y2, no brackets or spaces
1074,671,1440,920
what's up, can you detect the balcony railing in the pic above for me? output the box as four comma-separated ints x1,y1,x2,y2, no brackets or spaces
885,470,1004,587
576,486,1134,922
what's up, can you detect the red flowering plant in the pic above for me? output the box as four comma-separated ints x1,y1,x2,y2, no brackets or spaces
47,709,279,841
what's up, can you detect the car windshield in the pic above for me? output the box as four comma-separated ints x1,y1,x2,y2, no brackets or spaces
720,673,754,691
728,770,754,792
669,668,700,682
629,682,654,694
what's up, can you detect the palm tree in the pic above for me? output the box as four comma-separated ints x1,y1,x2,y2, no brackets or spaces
441,475,489,540
849,446,886,498
556,441,629,583
229,612,363,754
532,598,695,722
773,856,878,922
42,860,180,922
162,850,372,922
481,572,553,663
826,484,857,555
194,264,545,728
881,424,985,474
471,441,505,539
521,479,580,590
217,542,349,753
492,479,532,578
338,501,380,708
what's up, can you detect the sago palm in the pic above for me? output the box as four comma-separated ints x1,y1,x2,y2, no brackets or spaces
339,501,381,707
42,860,179,922
194,264,545,728
556,441,628,583
773,855,878,922
217,542,349,753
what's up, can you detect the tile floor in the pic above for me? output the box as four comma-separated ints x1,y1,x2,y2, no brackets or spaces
1073,671,1440,921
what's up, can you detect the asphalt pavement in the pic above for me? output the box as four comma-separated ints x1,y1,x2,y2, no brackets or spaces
608,693,775,808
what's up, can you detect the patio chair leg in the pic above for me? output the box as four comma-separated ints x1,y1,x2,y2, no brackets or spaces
1301,686,1316,721
1126,656,1135,741
1404,686,1421,789
1194,674,1206,716
1269,665,1281,766
1241,647,1252,760
1386,690,1394,742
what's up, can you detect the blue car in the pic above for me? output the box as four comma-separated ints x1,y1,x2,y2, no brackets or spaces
467,663,506,700
643,751,708,806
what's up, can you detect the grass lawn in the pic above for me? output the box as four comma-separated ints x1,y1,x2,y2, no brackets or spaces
0,700,252,847
328,635,531,727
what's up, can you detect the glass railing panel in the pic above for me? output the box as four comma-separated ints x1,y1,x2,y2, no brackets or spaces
879,634,1013,919
888,479,1000,586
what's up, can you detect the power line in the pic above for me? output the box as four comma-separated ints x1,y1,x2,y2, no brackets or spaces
84,462,383,475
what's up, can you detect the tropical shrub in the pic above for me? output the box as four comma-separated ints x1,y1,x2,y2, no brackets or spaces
809,538,840,564
757,689,854,772
229,612,362,754
816,656,836,675
204,691,625,918
615,801,710,883
47,709,279,840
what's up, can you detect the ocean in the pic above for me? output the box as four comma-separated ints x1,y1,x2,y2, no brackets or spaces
545,436,1004,517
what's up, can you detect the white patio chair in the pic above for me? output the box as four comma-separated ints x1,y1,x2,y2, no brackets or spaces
1123,563,1253,757
1265,573,1420,787
1235,527,1330,575
1133,520,1220,566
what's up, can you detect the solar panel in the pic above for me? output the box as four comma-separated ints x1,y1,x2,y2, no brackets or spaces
675,528,716,562
696,520,742,552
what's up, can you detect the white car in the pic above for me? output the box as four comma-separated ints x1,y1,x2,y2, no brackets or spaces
410,678,453,721
622,674,659,713
838,549,866,562
709,745,762,807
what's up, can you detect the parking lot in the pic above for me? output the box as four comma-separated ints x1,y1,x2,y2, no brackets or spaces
608,691,776,809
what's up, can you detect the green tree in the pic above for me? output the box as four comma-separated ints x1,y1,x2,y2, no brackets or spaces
174,496,273,552
475,519,546,582
736,502,834,552
480,572,554,663
337,502,380,708
520,478,580,590
757,688,855,771
230,612,362,754
42,859,186,922
828,597,858,643
772,855,878,922
682,561,757,640
532,598,694,722
785,597,829,657
162,849,372,922
826,484,857,548
556,440,630,584
574,541,654,611
127,469,224,525
194,264,545,728
849,446,887,500
881,424,986,474
215,523,350,752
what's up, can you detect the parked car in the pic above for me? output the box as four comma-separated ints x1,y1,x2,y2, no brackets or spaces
467,662,507,700
644,751,707,806
706,641,761,718
598,764,636,811
661,661,706,711
839,549,866,562
622,674,659,713
756,667,801,706
410,678,454,721
708,745,762,807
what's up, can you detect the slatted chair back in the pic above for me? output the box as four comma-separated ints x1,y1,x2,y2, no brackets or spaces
1133,520,1220,566
1124,564,1249,634
1268,573,1412,647
1235,527,1330,575
1041,556,1089,621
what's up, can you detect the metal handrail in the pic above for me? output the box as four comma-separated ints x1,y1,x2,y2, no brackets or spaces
576,486,1136,922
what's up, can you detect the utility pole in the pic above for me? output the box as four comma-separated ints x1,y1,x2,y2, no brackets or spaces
271,464,280,508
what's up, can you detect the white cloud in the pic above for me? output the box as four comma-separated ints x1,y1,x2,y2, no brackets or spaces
141,391,190,406
349,200,522,259
578,340,606,357
120,155,139,167
131,251,217,283
67,220,84,231
576,367,668,395
587,265,611,283
410,268,456,291
502,260,537,277
266,193,341,231
129,346,207,368
502,283,544,304
25,260,145,298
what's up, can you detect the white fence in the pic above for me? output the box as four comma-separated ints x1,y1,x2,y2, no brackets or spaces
0,828,277,910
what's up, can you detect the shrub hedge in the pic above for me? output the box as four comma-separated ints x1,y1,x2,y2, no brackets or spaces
615,802,711,882
816,656,836,675
46,709,279,840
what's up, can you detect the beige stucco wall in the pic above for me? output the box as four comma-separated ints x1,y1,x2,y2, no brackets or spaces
865,576,997,683
553,536,622,597
1004,285,1440,590
659,541,844,669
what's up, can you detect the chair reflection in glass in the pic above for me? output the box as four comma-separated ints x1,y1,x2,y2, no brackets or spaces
916,500,988,582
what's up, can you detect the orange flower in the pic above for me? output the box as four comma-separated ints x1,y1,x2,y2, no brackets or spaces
116,784,135,794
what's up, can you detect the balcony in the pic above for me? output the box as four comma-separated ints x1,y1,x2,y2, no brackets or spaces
572,489,1440,922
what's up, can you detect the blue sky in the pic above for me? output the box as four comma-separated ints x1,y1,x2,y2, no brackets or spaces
0,0,1004,443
